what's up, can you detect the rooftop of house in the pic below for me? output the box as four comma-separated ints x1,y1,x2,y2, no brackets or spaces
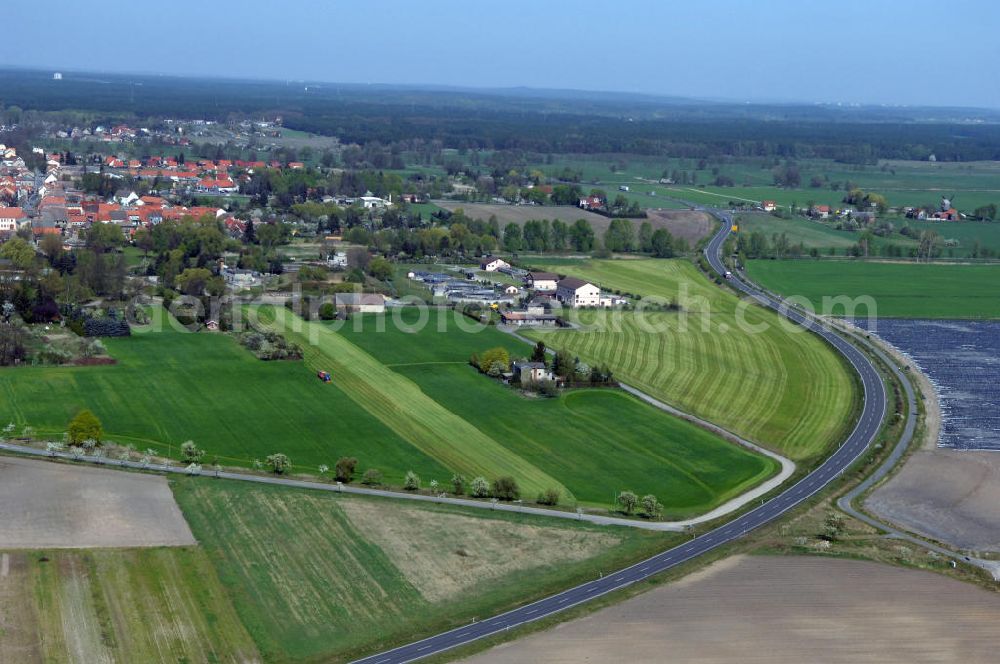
336,293,385,306
557,276,592,290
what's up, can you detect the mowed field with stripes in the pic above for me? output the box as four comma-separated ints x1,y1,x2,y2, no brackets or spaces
524,259,859,461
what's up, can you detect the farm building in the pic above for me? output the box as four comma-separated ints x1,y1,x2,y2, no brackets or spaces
511,361,554,384
480,255,510,272
556,277,601,308
761,200,777,212
499,309,558,327
358,196,391,209
335,293,386,313
810,204,831,219
526,271,559,292
222,268,262,288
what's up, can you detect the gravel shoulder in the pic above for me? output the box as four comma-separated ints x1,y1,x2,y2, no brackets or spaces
462,555,1000,664
0,456,195,548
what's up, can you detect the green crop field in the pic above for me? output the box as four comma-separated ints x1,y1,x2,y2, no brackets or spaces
0,304,775,512
735,212,918,254
747,260,1000,319
0,313,451,484
0,546,259,663
173,478,677,663
535,155,1000,216
336,308,777,513
259,306,567,498
735,212,1000,258
522,259,859,461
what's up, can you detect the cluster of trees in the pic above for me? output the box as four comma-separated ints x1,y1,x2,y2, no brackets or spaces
615,491,662,519
338,208,679,259
772,161,801,188
972,203,997,221
0,228,130,328
501,219,596,253
242,167,411,209
734,231,806,260
842,188,888,213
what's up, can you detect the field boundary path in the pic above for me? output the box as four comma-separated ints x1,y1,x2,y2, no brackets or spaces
0,441,693,532
500,326,796,527
341,213,892,663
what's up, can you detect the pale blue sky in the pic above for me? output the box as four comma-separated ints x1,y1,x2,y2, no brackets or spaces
5,0,999,108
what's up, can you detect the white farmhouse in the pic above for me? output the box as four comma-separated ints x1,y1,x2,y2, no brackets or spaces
526,271,559,292
556,277,601,308
479,255,510,272
336,293,386,314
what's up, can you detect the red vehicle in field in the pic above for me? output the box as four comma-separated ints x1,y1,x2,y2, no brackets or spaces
317,371,332,383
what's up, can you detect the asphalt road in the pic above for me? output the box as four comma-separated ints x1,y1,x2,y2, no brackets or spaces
350,215,888,664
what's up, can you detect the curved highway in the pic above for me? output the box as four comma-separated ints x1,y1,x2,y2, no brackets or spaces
352,215,888,664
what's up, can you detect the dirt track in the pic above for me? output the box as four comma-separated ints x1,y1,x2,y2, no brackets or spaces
463,555,1000,664
0,456,195,548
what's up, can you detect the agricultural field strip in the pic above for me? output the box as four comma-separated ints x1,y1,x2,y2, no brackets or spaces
522,259,856,459
500,326,796,527
255,306,567,499
1,441,781,532
747,260,1000,320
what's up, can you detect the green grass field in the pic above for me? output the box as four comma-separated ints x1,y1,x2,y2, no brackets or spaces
736,212,1000,258
536,154,1000,217
735,212,917,254
522,259,859,461
336,308,777,513
0,304,776,512
0,546,259,663
747,260,1000,319
259,306,567,499
174,478,677,663
0,314,451,484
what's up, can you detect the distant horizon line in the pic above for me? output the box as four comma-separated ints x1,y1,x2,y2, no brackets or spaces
2,63,999,114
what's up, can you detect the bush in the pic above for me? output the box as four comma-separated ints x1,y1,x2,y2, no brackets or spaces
616,490,638,515
536,488,560,506
641,494,662,519
450,473,466,495
180,441,205,463
403,471,420,491
318,302,336,320
361,468,383,486
84,315,131,337
470,476,490,498
477,347,510,374
537,380,559,397
266,453,291,474
68,410,102,445
492,476,520,501
335,456,358,482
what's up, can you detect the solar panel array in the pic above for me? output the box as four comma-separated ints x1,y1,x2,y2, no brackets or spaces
859,319,1000,450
